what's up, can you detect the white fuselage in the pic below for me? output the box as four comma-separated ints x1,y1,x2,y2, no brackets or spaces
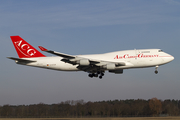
17,49,174,71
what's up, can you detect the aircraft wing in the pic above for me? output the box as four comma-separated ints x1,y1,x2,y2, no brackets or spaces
38,46,75,59
38,46,126,72
39,46,101,64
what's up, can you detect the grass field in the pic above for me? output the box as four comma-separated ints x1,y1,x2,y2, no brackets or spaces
0,117,180,120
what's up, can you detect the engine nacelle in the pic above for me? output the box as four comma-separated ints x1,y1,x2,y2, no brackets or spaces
109,69,123,74
78,59,90,66
103,64,115,70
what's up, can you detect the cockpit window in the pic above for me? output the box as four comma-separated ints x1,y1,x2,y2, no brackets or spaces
158,50,163,52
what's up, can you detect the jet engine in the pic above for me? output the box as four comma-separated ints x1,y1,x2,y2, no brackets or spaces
103,64,116,70
78,59,90,66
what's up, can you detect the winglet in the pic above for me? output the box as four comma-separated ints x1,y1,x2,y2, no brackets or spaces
38,46,48,51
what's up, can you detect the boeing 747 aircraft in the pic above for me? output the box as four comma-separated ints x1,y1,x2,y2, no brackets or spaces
8,36,174,79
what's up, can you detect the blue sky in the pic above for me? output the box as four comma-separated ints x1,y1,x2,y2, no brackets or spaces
0,0,180,105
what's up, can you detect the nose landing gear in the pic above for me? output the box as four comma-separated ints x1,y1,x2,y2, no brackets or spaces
155,66,159,74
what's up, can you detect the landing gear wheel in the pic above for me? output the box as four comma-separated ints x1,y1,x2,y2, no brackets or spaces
155,66,159,74
101,73,104,76
94,74,98,77
88,74,93,78
88,71,105,79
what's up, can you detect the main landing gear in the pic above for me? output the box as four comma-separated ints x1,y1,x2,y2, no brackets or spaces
88,72,104,79
155,66,159,74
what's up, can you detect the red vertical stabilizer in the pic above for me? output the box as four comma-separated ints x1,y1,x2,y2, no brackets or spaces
10,36,46,58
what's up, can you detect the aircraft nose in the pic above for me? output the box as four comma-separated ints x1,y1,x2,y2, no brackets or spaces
170,56,174,61
166,55,174,62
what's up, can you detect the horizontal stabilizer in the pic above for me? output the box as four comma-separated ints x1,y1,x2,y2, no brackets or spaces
7,57,36,63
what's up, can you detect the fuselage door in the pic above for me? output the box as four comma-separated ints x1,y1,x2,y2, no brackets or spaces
135,49,140,59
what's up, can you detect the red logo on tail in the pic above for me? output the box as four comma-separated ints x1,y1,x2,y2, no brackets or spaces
10,36,46,58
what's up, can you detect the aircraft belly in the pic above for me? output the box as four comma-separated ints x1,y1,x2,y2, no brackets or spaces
23,58,79,71
134,57,163,67
55,62,79,71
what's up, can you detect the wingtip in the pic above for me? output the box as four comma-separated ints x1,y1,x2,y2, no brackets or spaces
38,46,48,51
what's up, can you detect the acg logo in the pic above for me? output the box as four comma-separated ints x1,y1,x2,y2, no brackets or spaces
14,40,36,57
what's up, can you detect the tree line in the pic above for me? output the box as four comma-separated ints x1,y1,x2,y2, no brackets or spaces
0,98,180,118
